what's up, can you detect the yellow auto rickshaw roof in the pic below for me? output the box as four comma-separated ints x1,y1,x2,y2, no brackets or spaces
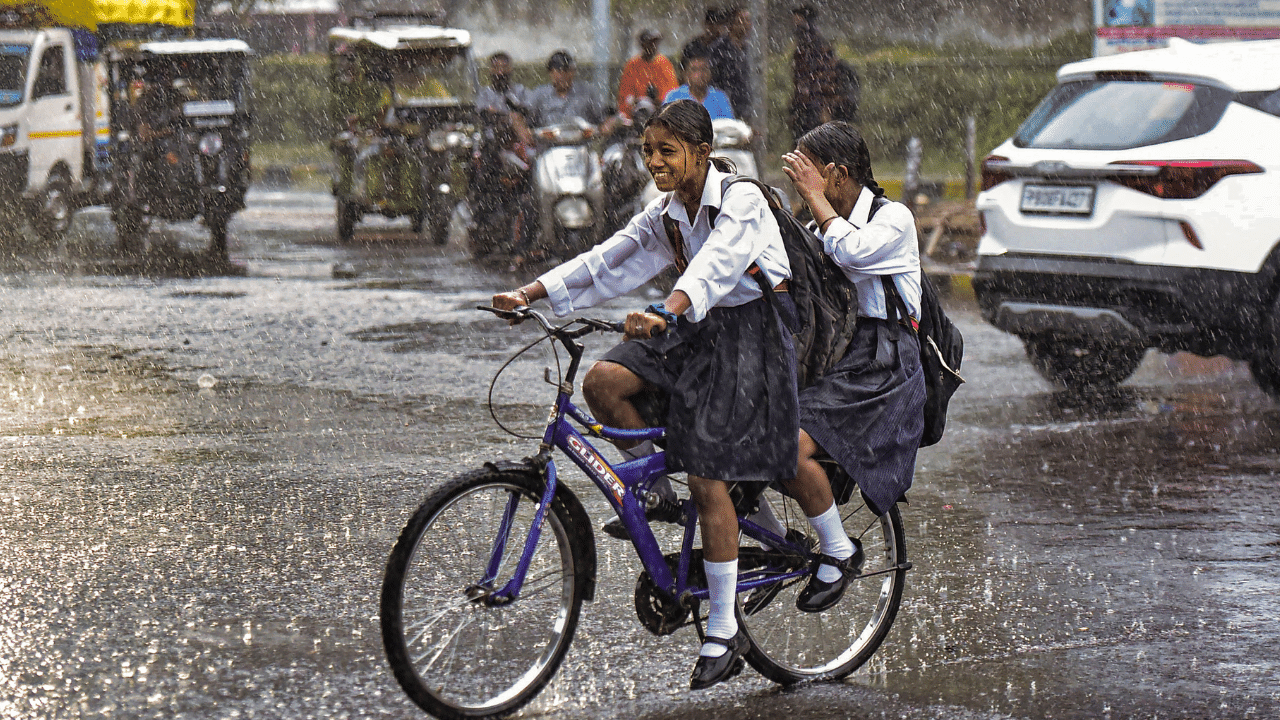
0,0,194,30
328,24,470,52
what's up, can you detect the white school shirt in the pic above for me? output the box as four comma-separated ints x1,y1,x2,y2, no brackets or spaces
820,186,922,321
537,164,791,322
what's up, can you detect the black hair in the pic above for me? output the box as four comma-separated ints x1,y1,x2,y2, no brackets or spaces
797,121,885,197
792,4,817,20
489,51,511,64
704,6,727,25
645,99,735,174
546,50,575,71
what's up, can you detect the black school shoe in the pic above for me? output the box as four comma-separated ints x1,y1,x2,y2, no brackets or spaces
689,628,749,690
795,538,865,613
601,501,684,540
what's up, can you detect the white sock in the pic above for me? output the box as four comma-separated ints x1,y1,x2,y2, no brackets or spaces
700,559,739,658
746,496,788,541
807,504,854,583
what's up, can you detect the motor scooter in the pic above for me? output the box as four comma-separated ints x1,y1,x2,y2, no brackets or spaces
601,96,656,237
467,107,533,257
531,117,603,259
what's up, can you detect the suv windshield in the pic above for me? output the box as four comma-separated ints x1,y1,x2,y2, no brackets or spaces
0,44,30,107
1015,78,1233,150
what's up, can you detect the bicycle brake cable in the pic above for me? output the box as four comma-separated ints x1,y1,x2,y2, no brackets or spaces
487,321,565,440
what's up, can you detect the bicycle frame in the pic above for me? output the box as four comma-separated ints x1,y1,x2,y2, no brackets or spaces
482,309,814,607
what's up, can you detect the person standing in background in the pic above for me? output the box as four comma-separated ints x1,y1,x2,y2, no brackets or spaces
790,5,840,141
680,7,727,70
707,6,753,123
618,29,679,119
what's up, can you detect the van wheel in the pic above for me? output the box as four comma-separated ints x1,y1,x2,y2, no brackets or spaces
33,171,73,243
1024,336,1146,391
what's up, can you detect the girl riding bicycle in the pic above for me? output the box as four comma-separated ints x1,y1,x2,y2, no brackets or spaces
492,99,850,690
781,121,926,611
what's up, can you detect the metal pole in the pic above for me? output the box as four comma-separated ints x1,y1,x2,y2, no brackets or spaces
750,0,768,164
964,115,977,200
592,0,612,102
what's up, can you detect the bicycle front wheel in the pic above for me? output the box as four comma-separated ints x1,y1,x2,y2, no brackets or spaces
739,492,908,684
381,468,587,719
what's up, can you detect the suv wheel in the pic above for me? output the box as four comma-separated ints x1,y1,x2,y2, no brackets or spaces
1024,336,1146,391
1249,290,1280,401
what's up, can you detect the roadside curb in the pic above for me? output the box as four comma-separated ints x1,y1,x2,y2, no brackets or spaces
923,259,976,306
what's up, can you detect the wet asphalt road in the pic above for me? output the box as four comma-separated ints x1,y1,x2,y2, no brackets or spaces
0,190,1278,720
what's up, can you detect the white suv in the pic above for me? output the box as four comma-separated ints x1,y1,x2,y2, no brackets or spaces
974,39,1280,396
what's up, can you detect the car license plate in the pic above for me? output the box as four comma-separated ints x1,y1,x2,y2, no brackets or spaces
1020,184,1095,216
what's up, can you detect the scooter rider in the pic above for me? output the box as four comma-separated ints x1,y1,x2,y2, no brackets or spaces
526,50,618,134
476,51,533,146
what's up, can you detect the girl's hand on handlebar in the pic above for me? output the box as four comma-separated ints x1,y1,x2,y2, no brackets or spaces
624,311,667,340
491,291,528,324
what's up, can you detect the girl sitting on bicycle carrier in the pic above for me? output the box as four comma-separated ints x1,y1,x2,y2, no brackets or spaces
492,99,853,690
781,121,926,611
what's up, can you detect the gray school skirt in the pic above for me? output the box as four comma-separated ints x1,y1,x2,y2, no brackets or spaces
799,317,926,515
601,296,799,483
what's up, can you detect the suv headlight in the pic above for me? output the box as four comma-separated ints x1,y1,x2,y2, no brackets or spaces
554,197,593,229
198,132,224,156
0,123,18,148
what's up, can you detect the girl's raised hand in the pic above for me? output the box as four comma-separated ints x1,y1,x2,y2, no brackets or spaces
781,151,833,205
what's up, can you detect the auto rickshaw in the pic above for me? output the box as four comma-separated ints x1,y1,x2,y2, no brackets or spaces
107,38,252,258
328,17,477,245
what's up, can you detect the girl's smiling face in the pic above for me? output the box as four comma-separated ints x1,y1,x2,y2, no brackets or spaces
643,124,708,194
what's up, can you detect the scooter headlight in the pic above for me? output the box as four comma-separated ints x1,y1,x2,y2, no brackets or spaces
554,197,593,229
198,132,224,156
0,123,19,148
427,129,448,152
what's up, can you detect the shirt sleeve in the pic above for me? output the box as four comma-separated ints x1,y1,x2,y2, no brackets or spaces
537,200,674,316
672,185,780,322
821,202,920,280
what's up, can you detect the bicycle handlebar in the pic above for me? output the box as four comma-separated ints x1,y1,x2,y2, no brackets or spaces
477,306,624,337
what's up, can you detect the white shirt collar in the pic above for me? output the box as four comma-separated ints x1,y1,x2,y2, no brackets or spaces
848,186,878,229
664,163,731,227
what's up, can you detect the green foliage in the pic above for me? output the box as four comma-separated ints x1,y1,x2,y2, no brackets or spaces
770,30,1094,174
249,53,331,145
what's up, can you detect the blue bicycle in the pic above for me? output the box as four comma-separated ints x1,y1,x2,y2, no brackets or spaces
380,306,911,719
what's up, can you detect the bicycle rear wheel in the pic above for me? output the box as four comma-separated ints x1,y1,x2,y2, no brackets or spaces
381,468,586,719
738,490,908,684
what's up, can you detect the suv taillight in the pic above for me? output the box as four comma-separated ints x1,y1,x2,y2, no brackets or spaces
1108,160,1264,199
981,155,1012,191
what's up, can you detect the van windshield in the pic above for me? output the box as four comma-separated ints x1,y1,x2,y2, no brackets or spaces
0,44,30,107
1015,79,1233,150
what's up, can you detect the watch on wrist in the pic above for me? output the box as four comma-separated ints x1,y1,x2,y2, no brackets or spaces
644,303,679,326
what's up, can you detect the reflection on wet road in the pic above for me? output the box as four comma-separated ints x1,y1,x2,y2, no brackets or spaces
0,190,1276,719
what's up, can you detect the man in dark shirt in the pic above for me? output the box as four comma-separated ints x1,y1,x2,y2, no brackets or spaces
680,6,726,70
708,6,753,123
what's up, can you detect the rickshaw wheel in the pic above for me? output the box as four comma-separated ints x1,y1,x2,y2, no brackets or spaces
336,198,358,243
113,206,146,255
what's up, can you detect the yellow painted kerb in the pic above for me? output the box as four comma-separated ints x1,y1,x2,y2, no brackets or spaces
29,129,82,139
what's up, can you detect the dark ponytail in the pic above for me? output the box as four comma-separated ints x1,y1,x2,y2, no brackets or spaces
645,99,737,174
797,121,885,197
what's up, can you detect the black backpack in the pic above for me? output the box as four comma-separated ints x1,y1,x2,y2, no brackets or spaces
882,271,964,447
663,178,964,446
662,175,861,390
